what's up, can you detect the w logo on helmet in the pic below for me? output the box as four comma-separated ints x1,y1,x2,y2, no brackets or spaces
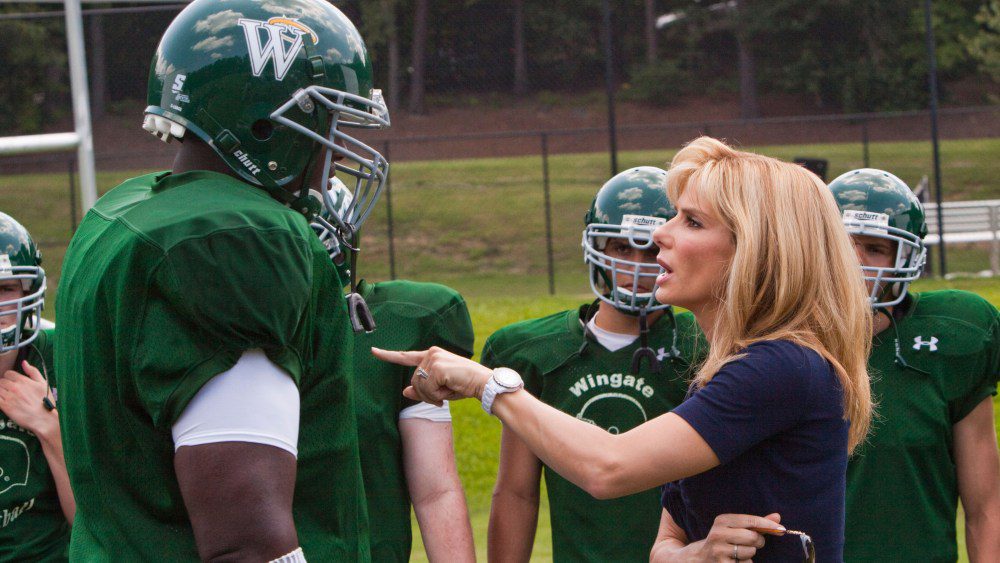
238,17,318,81
912,336,938,352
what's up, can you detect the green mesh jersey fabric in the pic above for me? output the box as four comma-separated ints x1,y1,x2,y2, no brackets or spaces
351,280,473,562
56,171,369,561
845,290,999,562
482,304,703,562
0,329,69,562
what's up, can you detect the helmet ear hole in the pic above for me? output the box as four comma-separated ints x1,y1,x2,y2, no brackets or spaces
251,119,274,141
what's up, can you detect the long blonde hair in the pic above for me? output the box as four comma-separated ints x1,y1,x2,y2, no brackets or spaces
667,137,873,452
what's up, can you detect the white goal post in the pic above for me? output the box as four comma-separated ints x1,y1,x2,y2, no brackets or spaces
0,1,193,214
0,0,96,211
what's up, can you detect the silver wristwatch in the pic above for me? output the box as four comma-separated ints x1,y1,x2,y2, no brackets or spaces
481,367,524,415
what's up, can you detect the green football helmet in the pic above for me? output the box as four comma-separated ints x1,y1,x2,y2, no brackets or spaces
828,168,928,308
583,167,675,314
0,212,45,353
144,0,390,243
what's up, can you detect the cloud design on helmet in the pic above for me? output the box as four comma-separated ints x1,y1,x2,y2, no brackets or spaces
194,10,244,34
838,189,867,203
193,35,234,52
617,187,644,201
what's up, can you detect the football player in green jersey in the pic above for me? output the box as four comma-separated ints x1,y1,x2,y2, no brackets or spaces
55,0,390,561
317,179,476,561
830,169,1000,561
352,279,476,562
0,212,74,562
485,167,701,562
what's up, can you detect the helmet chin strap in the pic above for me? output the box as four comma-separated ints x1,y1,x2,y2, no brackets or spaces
630,307,661,374
874,305,929,376
290,144,374,334
345,230,375,334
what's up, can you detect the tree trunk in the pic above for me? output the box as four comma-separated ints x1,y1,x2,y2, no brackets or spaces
513,0,528,95
644,0,657,65
733,0,759,119
407,0,429,114
384,0,400,114
88,14,106,119
736,34,759,119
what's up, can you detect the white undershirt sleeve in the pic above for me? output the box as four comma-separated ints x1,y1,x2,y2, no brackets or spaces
172,349,300,457
398,400,452,422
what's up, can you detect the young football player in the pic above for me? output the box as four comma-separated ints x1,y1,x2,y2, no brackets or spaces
55,0,390,560
483,167,701,562
828,169,1000,561
0,212,74,561
317,179,476,562
352,279,476,562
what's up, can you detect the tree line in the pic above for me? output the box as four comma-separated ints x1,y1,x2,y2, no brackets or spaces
2,0,998,134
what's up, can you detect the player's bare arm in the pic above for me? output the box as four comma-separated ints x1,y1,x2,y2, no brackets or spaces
488,426,543,563
175,443,298,561
954,397,1000,561
401,418,475,562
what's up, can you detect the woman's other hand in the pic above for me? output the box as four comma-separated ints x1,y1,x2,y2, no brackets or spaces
372,346,493,407
673,513,782,562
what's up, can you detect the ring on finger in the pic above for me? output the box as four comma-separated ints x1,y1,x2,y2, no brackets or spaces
416,367,430,380
732,544,739,560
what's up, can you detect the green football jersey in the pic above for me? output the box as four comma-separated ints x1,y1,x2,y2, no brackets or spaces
482,304,701,563
0,329,69,562
352,280,474,562
55,171,369,561
845,290,999,562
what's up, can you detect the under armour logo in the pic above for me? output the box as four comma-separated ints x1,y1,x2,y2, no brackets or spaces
913,336,938,352
656,346,681,361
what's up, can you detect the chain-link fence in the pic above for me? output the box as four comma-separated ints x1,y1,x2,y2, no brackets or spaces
3,105,998,304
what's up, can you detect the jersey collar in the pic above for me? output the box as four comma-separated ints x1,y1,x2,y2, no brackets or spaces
573,301,678,351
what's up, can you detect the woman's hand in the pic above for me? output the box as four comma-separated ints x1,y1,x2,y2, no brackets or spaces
371,346,493,406
673,513,782,562
0,360,57,440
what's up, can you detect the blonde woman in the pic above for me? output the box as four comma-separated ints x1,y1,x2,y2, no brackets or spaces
374,137,873,562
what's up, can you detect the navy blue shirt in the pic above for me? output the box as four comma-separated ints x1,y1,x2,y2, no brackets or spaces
661,340,849,562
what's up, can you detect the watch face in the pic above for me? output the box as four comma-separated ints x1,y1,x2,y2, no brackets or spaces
494,368,522,389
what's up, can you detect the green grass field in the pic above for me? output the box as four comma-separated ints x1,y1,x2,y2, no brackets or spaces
0,138,997,561
1,137,998,307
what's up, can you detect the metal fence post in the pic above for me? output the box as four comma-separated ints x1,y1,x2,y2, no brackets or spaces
383,141,397,280
600,0,618,177
861,119,870,168
68,157,78,233
990,204,999,276
924,0,947,278
541,133,555,296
